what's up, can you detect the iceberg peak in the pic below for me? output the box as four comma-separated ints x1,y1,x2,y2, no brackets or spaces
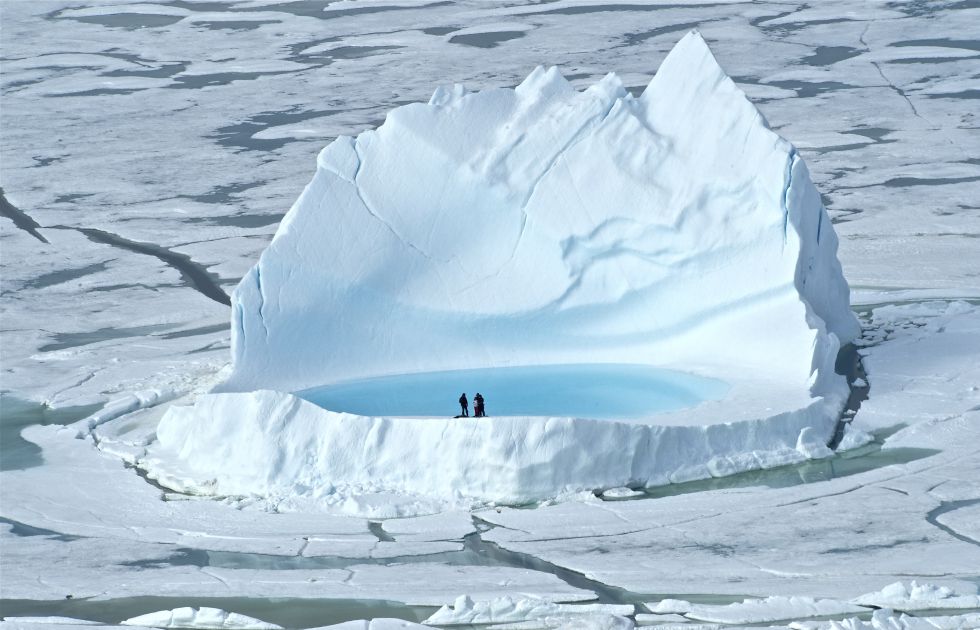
222,31,855,394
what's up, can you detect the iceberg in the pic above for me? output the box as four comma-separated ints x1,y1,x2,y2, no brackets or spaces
144,32,859,510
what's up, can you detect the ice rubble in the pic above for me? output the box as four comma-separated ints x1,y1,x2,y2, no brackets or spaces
852,581,980,612
793,609,980,630
144,32,858,508
307,622,430,630
0,620,100,627
120,609,280,630
647,596,867,624
423,595,633,626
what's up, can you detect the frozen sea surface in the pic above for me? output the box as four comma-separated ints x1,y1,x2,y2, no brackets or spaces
0,397,103,471
296,364,728,419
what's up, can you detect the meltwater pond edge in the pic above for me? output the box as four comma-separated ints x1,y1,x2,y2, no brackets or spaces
295,364,729,419
0,396,104,471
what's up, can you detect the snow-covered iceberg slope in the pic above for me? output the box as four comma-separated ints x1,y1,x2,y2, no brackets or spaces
224,30,856,392
145,32,858,511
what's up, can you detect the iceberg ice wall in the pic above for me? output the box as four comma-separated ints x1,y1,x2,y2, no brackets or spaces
222,32,857,394
146,33,860,511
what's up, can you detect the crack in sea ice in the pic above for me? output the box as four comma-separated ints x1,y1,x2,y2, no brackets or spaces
46,225,231,306
467,515,645,604
0,188,50,244
925,499,980,548
859,24,927,122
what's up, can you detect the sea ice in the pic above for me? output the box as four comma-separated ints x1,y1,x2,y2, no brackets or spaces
631,613,689,624
792,609,980,630
0,624,135,630
665,596,868,624
0,620,100,627
850,302,980,436
307,622,432,630
852,581,980,611
647,601,692,615
121,609,280,630
601,487,645,499
0,427,592,605
423,595,633,626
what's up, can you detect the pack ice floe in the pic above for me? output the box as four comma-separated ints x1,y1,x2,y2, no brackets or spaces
142,32,860,511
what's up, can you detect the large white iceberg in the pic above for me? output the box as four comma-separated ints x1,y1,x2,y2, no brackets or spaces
224,31,856,392
144,32,859,511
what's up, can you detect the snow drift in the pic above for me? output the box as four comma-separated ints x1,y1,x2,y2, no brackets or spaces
145,32,859,510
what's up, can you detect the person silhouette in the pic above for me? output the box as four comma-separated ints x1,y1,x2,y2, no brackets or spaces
459,393,469,417
474,393,485,417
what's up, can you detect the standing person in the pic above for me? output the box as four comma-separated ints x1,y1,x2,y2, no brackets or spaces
474,393,485,417
459,393,469,417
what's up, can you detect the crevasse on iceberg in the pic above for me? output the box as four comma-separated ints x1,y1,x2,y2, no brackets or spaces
146,32,860,511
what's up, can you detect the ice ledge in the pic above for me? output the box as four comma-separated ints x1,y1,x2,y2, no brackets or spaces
143,380,844,513
153,31,859,513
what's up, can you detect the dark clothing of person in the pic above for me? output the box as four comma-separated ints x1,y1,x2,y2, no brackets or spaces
459,393,469,417
474,394,485,417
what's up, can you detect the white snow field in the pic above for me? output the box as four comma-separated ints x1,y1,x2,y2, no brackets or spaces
1,1,978,629
142,31,860,509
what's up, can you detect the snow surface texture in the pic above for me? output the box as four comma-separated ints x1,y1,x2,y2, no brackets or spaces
146,32,858,509
1,620,100,627
121,609,281,630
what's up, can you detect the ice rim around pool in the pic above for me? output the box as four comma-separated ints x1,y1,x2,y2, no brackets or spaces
135,32,861,514
293,364,731,421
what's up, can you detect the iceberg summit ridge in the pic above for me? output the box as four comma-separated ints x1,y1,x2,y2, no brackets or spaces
146,32,860,512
